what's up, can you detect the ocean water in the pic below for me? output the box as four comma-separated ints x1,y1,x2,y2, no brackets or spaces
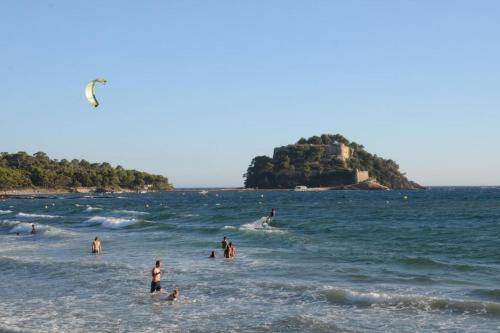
1,188,500,332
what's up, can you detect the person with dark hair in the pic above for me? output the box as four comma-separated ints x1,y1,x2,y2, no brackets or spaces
266,208,276,223
221,236,228,249
150,260,163,293
92,236,101,254
209,251,216,258
166,288,179,302
31,224,36,234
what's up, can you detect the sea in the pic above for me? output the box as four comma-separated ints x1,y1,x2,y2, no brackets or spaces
0,187,499,332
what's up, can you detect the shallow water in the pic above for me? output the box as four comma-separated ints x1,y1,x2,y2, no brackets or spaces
1,188,500,332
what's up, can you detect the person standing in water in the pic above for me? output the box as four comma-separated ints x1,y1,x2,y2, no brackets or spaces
224,243,231,258
229,243,237,258
31,224,36,234
150,260,163,293
221,236,228,249
92,237,102,254
209,251,216,258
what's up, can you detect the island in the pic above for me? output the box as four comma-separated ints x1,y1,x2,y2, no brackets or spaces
244,134,422,190
0,152,172,194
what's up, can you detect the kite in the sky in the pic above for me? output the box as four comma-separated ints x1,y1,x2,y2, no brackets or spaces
85,78,107,108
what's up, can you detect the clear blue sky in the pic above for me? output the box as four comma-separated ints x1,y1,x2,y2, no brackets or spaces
1,1,499,187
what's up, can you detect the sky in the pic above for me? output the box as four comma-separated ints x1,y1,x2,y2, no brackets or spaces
1,1,499,187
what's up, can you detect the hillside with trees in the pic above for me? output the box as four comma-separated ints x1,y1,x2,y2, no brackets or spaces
0,152,172,191
244,134,422,190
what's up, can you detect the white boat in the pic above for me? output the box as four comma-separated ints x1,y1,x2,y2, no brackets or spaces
294,186,308,191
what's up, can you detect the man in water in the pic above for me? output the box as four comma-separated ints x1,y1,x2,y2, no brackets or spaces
151,260,163,293
209,251,216,258
31,224,36,234
266,208,276,223
221,236,228,249
224,243,231,258
92,236,102,254
229,242,237,258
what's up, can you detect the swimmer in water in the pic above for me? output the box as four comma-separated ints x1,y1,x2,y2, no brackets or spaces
92,236,102,254
31,224,36,234
209,251,215,258
166,288,179,302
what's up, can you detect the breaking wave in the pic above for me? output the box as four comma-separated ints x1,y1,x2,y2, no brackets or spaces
0,210,13,215
85,206,102,211
112,209,149,215
16,212,61,219
323,287,500,316
2,221,74,237
84,216,138,229
224,217,286,234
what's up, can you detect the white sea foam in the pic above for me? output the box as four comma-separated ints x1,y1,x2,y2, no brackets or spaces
85,206,103,212
322,287,500,315
0,210,13,215
6,221,74,237
237,217,286,234
112,209,149,215
0,220,19,228
16,212,61,219
85,216,137,229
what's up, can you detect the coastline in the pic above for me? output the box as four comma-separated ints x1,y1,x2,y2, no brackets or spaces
0,181,426,199
0,187,137,199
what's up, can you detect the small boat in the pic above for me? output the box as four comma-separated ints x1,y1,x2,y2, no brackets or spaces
294,185,308,191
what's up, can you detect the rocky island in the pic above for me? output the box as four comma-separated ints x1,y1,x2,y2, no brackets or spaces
0,152,172,194
244,134,422,190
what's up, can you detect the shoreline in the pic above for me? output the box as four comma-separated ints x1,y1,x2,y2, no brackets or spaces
0,184,427,199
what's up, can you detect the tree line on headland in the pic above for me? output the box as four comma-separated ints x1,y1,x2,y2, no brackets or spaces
244,133,422,189
0,152,172,191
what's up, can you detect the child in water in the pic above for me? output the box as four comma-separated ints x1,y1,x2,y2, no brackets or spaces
166,288,179,302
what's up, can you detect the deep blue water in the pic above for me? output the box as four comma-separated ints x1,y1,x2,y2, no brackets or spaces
1,188,500,332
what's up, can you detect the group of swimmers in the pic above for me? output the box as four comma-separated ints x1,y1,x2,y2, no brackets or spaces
20,207,276,303
91,237,179,301
221,236,237,258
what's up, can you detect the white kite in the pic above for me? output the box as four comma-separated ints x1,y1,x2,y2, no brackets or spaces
85,78,107,108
